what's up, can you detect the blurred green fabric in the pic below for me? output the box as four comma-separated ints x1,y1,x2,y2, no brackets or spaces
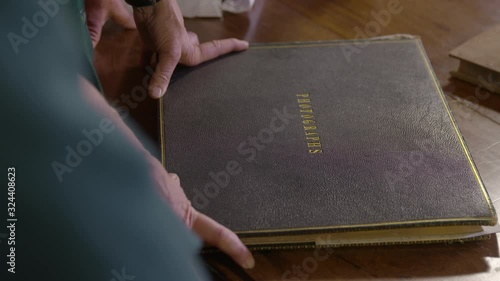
1,0,207,280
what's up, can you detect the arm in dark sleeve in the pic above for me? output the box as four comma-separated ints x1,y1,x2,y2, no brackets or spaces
0,1,208,280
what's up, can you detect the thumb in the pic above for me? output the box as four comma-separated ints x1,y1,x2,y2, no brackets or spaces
110,2,136,30
148,50,181,99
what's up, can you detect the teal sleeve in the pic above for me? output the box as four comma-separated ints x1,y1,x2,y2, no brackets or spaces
1,1,208,280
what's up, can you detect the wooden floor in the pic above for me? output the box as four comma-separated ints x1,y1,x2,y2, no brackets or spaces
95,0,500,280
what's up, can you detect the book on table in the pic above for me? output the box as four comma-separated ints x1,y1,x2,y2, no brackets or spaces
450,24,500,95
160,37,497,250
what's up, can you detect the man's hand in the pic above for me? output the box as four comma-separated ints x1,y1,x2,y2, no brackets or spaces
80,77,255,270
151,164,255,270
133,0,249,99
85,0,137,47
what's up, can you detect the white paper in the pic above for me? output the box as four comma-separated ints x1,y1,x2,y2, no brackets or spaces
221,0,255,13
177,0,222,18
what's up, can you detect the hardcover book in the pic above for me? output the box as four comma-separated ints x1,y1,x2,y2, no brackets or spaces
450,24,500,95
160,37,497,249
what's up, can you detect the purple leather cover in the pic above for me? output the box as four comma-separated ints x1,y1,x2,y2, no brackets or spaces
161,38,496,236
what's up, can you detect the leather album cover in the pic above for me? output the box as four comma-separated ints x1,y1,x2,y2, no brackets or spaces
160,38,497,249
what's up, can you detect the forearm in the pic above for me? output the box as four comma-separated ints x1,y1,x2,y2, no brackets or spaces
79,76,153,158
78,76,191,219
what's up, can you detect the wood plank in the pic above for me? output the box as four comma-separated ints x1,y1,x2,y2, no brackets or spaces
94,0,500,279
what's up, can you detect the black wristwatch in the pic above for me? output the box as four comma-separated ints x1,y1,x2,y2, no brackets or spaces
125,0,161,7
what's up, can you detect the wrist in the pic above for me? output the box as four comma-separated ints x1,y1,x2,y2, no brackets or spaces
125,0,161,8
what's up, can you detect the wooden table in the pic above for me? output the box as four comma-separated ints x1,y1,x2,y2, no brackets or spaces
95,0,500,280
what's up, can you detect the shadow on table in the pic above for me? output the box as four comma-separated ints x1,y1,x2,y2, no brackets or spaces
443,79,500,121
205,237,499,280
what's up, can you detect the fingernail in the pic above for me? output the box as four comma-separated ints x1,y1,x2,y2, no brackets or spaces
242,257,255,269
151,87,163,99
242,41,249,48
